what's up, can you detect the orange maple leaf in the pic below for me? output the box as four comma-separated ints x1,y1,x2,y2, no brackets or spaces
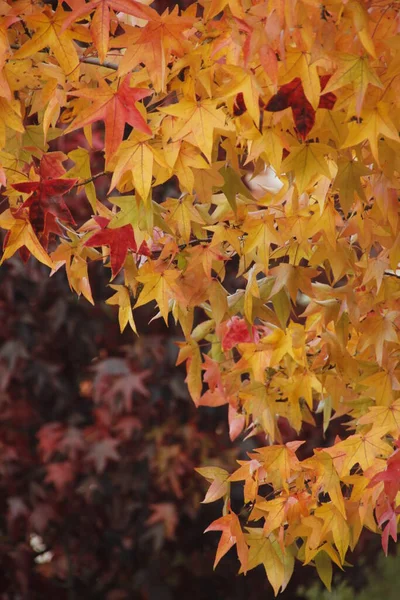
65,76,152,159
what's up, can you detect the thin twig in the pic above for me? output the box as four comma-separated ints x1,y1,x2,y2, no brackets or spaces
71,172,108,190
62,534,75,600
78,56,119,71
384,270,400,279
10,43,119,71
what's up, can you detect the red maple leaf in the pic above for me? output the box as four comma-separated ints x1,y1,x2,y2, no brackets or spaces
84,216,137,279
265,75,336,140
38,151,69,179
105,369,151,411
45,461,75,492
37,423,65,462
369,446,400,502
7,153,74,260
220,316,259,351
11,177,77,256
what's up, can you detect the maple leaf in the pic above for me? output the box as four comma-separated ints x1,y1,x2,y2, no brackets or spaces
108,132,157,201
229,458,264,501
242,211,281,267
358,311,399,365
12,177,77,248
163,140,210,194
67,148,98,212
86,438,120,473
45,461,74,492
162,194,205,244
322,53,383,115
106,196,152,254
219,164,255,212
65,76,152,159
37,423,65,462
0,209,53,268
315,504,350,564
269,264,319,304
218,66,263,125
146,503,179,540
106,284,137,333
359,369,399,407
135,263,183,324
333,157,369,214
244,529,288,596
115,6,194,92
205,512,248,573
369,446,400,503
265,76,337,140
342,101,399,166
51,236,96,304
159,99,227,162
196,466,230,503
281,143,333,193
84,216,137,279
358,399,400,434
61,0,153,64
253,441,304,492
13,6,81,80
113,415,142,440
221,316,258,351
228,404,246,441
334,427,392,475
176,340,202,403
308,451,346,517
105,368,150,410
0,97,24,148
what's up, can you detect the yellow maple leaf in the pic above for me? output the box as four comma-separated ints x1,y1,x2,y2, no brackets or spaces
195,466,230,504
322,53,383,115
315,504,349,564
106,284,137,333
244,529,287,596
358,398,400,435
0,209,53,269
108,133,156,201
159,99,228,162
162,194,205,244
342,102,399,166
253,441,303,492
269,264,319,303
13,6,81,80
335,427,392,475
135,264,183,324
281,143,333,193
358,311,398,365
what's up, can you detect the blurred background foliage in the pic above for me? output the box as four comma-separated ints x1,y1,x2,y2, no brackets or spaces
299,550,400,600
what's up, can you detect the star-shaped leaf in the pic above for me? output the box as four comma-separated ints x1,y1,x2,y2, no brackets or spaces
159,99,227,162
84,216,137,278
65,76,152,159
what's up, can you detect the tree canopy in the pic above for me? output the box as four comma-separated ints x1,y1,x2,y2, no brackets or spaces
1,0,400,594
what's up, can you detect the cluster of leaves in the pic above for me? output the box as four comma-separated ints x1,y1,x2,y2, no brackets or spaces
1,0,400,594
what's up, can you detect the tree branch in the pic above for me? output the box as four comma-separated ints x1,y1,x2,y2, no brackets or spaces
71,172,108,190
9,44,119,71
384,270,400,279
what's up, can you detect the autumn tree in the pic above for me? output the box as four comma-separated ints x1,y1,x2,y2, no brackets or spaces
1,0,400,594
